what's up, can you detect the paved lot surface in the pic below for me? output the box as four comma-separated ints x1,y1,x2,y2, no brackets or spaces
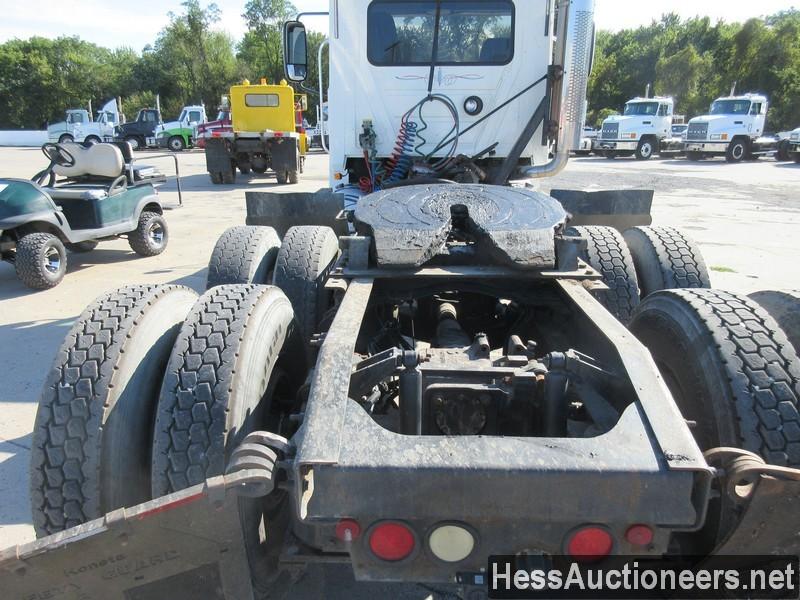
0,146,798,597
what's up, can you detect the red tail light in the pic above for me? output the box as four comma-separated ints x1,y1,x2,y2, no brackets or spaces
566,526,613,562
368,522,415,561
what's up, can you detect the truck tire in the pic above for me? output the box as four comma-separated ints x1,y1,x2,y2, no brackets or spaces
124,135,142,151
66,241,98,253
604,150,617,159
275,170,288,184
634,138,655,161
288,169,299,184
168,135,185,152
623,226,711,298
58,134,74,144
273,226,339,354
221,164,236,184
749,290,800,354
566,226,640,323
84,136,101,145
239,163,251,175
128,211,168,256
629,289,800,550
725,139,747,163
209,171,223,184
29,284,198,537
206,226,281,289
776,140,790,162
686,151,702,161
15,232,67,290
151,285,305,590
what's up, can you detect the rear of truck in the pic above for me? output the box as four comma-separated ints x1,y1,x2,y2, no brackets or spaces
204,80,306,184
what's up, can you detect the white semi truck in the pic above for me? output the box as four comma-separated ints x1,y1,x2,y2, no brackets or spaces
46,99,120,144
684,93,776,162
597,96,674,160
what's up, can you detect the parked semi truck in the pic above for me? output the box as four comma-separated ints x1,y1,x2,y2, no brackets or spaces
684,93,778,162
114,108,161,150
597,96,674,160
204,79,306,184
788,126,800,162
149,104,207,151
47,99,120,144
4,2,800,599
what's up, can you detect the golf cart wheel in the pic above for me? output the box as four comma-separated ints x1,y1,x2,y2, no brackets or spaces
151,285,305,590
206,225,281,289
168,135,185,152
273,226,340,355
623,226,710,298
58,134,74,144
629,289,800,551
15,232,67,290
124,136,141,151
726,139,747,163
66,241,98,253
129,211,168,256
275,170,288,184
635,138,654,161
566,226,640,324
29,284,198,537
749,290,800,354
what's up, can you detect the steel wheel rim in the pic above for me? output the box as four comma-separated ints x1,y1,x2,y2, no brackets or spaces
148,222,164,246
733,144,744,159
43,246,61,274
641,143,652,157
129,138,139,150
170,138,182,151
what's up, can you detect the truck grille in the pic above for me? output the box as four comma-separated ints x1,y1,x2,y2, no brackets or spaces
601,123,619,140
687,123,709,141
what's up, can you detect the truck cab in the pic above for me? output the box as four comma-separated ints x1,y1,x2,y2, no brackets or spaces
598,96,674,160
685,93,769,162
152,104,207,151
47,100,120,145
115,108,161,150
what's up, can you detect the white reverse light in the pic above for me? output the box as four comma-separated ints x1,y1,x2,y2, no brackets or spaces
428,524,475,563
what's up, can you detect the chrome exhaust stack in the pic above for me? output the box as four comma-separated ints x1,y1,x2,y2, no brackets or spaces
523,0,595,180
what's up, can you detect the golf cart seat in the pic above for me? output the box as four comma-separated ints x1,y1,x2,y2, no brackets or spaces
112,141,167,185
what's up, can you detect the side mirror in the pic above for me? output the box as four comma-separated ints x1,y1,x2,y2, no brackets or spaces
284,21,308,82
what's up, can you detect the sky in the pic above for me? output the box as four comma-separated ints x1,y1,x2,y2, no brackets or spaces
0,0,796,50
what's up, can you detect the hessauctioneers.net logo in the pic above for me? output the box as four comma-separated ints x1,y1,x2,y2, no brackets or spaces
487,555,800,599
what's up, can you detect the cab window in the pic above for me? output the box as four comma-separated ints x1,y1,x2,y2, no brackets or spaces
188,111,202,123
367,0,514,66
657,104,671,117
624,102,658,116
245,94,280,108
750,102,763,115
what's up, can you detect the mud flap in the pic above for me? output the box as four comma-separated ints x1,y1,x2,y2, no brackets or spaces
246,190,347,238
0,471,266,600
713,474,800,555
205,137,233,173
550,189,654,231
269,139,299,174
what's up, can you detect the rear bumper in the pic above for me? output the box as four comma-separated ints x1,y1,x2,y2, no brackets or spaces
597,140,637,151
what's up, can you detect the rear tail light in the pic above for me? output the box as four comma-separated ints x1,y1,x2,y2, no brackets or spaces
428,524,475,563
625,524,654,547
335,519,361,542
368,521,416,561
566,526,614,562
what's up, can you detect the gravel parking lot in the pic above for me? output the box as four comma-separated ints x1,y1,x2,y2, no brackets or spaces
0,146,798,596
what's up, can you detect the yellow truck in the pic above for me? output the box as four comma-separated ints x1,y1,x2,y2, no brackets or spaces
204,79,307,184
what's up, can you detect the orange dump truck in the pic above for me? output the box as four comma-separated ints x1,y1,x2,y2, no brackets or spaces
204,79,307,184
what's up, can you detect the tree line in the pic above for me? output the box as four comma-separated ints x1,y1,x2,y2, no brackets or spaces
588,10,800,131
0,0,326,129
0,4,797,132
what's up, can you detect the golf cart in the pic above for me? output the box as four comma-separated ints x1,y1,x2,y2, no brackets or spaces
0,141,176,289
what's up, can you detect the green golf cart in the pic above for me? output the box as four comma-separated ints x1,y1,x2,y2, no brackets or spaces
0,142,177,290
